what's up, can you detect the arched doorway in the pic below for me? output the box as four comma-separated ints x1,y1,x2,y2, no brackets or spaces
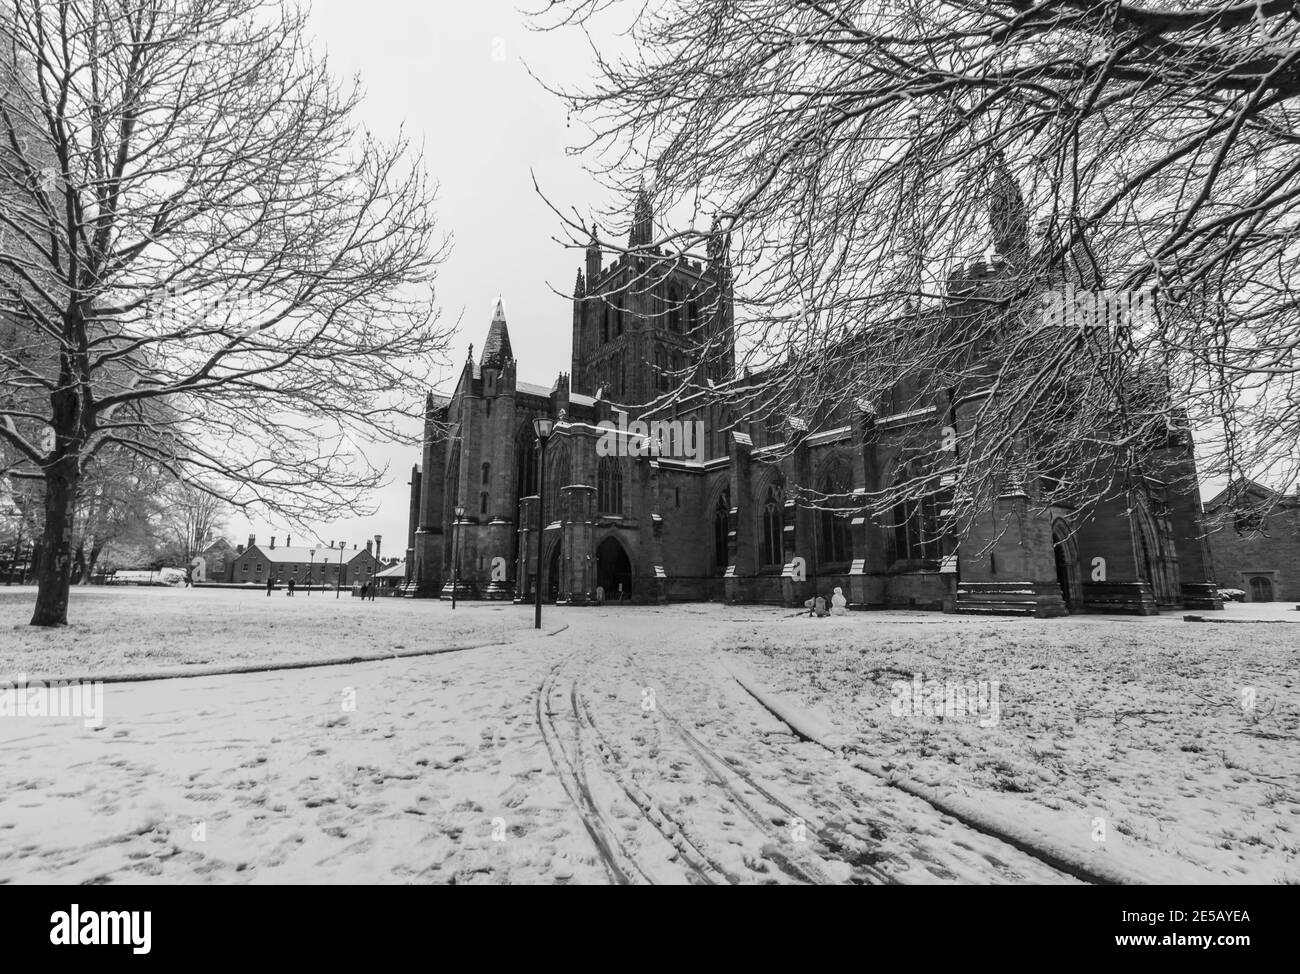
1249,576,1274,602
546,536,563,602
596,536,632,602
1052,522,1079,611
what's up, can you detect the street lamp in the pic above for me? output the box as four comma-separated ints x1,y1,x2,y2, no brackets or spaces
451,508,465,609
308,548,315,595
374,535,382,597
335,541,345,598
533,415,554,629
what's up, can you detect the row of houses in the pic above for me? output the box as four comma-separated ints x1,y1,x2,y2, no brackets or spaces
197,535,396,588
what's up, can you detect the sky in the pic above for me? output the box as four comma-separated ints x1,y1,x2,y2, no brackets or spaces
236,0,616,558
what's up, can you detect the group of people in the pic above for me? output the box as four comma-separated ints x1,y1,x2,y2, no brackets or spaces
262,576,378,598
804,586,848,617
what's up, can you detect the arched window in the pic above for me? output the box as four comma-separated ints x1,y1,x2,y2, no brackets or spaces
602,302,610,344
817,457,854,566
481,462,490,486
445,442,461,519
598,456,623,515
712,487,731,575
480,491,489,516
546,441,570,522
615,300,623,336
668,283,681,332
655,344,668,393
760,477,785,568
890,463,940,566
516,428,539,498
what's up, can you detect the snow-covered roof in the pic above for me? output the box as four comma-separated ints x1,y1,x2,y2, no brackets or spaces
243,544,372,564
374,561,407,579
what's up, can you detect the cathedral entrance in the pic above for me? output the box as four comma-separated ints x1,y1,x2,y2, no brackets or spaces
1052,522,1079,612
596,536,632,602
1249,576,1274,602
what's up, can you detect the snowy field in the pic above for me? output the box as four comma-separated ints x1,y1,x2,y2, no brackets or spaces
0,590,1295,884
0,586,524,677
720,603,1300,883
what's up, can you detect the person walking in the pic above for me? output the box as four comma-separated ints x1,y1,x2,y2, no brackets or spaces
265,576,274,597
287,577,296,597
360,581,369,600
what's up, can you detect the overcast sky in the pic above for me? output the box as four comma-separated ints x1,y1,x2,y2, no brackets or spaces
237,1,614,557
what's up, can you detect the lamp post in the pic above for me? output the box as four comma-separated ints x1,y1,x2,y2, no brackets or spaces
308,548,315,595
374,534,382,597
335,541,345,598
532,416,554,629
451,508,465,609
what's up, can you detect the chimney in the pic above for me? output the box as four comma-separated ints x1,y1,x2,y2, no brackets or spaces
236,544,245,555
248,534,255,549
270,536,276,550
285,534,291,548
366,540,373,555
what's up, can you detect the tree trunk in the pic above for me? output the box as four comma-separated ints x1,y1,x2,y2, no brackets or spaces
86,543,103,583
30,459,80,626
71,541,86,585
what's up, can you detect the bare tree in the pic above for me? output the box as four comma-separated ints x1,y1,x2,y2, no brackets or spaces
162,479,228,565
1,0,451,625
536,0,1300,534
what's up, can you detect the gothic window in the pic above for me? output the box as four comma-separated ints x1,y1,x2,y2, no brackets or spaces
712,487,731,576
602,302,610,344
890,463,941,566
668,284,681,332
481,462,490,486
760,477,785,568
817,456,854,566
445,442,461,518
655,344,668,393
615,300,623,336
688,299,699,332
516,431,539,499
545,442,570,522
480,491,488,516
598,456,623,515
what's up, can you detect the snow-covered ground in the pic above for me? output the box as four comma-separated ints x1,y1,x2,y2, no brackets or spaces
1,590,1295,883
0,586,518,676
720,602,1300,884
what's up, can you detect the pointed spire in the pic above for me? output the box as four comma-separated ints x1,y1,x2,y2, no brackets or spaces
574,268,585,298
629,183,654,248
707,212,731,262
586,223,602,280
480,296,513,371
988,150,1028,264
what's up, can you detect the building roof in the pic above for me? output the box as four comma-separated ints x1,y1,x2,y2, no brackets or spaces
242,544,373,564
374,561,407,579
480,297,513,371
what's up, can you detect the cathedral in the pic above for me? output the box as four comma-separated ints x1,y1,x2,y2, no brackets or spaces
404,185,1223,616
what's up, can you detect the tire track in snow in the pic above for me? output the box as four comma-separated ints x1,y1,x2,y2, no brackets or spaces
571,687,730,885
534,657,646,885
